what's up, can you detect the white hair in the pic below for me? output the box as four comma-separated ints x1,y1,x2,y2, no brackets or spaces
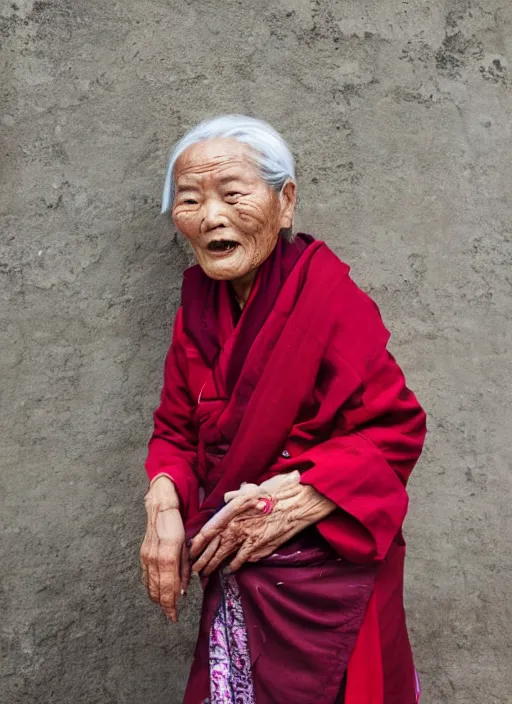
160,114,296,215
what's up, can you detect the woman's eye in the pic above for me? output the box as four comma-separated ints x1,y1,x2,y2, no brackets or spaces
225,192,241,201
184,199,198,205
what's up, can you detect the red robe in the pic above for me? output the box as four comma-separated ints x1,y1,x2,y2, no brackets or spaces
146,235,426,703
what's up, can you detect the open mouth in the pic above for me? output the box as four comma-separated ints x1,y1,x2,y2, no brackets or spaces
207,240,240,254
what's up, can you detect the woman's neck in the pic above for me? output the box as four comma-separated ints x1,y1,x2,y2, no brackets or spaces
231,268,258,309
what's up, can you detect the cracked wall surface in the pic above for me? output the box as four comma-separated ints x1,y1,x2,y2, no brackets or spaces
1,1,511,702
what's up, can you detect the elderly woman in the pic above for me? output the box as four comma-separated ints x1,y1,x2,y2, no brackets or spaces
140,115,426,704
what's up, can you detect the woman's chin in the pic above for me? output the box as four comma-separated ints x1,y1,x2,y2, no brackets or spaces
197,251,251,281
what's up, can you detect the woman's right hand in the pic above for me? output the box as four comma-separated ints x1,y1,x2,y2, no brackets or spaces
140,476,190,622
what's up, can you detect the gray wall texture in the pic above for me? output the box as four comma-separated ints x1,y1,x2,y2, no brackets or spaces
1,0,511,702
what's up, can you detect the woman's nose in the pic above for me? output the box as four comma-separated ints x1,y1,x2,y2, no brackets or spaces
200,197,226,233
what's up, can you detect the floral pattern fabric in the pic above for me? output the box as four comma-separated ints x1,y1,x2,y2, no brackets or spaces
208,571,256,704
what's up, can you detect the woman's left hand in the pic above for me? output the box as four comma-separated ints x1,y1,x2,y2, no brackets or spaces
189,471,336,576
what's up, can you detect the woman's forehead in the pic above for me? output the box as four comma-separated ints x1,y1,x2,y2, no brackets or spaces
174,138,259,181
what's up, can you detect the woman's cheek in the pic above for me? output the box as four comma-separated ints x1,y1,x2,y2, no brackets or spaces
173,210,199,237
235,202,268,228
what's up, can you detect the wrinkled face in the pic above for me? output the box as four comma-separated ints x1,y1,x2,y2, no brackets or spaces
172,138,296,281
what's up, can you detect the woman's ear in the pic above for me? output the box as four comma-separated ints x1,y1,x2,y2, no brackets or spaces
279,180,297,229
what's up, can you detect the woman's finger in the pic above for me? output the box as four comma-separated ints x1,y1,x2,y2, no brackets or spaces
227,539,257,573
158,540,181,622
191,534,221,574
248,528,298,564
189,496,258,559
144,505,162,604
223,473,300,504
226,472,301,507
228,523,297,572
211,494,257,526
140,532,150,587
180,542,191,596
261,470,301,490
224,483,259,502
154,508,185,621
201,531,242,576
147,533,161,604
188,527,218,561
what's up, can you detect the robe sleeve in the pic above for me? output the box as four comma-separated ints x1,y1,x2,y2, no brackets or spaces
145,308,199,518
298,289,427,564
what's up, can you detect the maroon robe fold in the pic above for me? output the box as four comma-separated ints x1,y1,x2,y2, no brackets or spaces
146,234,427,703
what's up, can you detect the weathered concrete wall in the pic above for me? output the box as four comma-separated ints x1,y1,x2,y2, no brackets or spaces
1,1,511,702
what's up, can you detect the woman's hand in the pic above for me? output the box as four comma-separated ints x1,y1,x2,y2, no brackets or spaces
189,471,336,576
140,476,190,622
